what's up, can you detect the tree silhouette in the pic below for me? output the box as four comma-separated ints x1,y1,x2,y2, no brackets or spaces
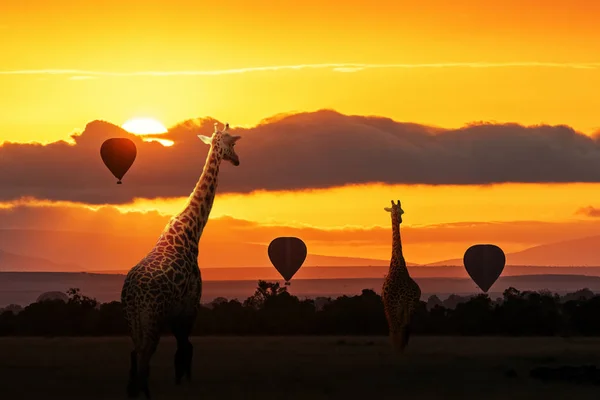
243,280,288,309
3,284,600,337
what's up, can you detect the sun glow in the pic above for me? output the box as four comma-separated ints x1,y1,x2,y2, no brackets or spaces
122,118,168,135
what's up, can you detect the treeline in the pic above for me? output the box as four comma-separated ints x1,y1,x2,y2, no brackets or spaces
1,282,600,337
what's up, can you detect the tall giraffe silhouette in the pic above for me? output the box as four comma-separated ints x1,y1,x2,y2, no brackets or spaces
381,200,421,355
121,122,241,398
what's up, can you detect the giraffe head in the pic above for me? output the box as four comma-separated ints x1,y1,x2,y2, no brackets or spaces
197,122,241,166
384,200,404,224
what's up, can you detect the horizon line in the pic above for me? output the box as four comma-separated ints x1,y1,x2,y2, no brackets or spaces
5,265,600,273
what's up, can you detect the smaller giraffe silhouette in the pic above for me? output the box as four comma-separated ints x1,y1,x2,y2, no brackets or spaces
381,199,421,355
121,122,241,399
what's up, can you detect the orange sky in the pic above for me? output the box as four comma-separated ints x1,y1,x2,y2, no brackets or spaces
1,0,600,274
91,182,600,263
1,182,600,268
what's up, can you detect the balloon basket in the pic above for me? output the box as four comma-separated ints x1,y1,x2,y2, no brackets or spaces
284,281,291,286
117,180,122,184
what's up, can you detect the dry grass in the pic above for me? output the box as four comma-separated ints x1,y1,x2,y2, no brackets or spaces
2,336,600,399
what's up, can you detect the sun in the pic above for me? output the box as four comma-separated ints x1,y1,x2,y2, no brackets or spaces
122,117,174,147
122,117,168,135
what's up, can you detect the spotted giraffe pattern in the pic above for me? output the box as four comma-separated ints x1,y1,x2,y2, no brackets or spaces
121,123,240,398
381,200,422,354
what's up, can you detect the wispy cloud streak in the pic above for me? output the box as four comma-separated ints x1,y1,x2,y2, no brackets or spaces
67,76,97,80
1,62,600,78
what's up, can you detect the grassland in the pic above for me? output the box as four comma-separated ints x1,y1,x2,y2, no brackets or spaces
2,336,600,399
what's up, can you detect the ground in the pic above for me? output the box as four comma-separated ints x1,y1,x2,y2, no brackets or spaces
2,336,600,399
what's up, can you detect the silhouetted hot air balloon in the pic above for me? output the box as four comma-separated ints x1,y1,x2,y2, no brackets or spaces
463,244,506,293
100,138,137,184
268,237,307,285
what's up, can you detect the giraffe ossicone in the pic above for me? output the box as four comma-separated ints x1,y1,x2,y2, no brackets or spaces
120,121,241,399
384,200,404,223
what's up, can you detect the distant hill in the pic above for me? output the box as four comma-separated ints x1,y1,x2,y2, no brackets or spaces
0,249,81,272
426,235,600,267
506,235,600,266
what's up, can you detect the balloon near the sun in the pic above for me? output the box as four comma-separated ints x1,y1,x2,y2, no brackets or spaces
122,118,168,135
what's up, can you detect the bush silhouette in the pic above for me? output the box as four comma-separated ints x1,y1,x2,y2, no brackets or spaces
4,283,600,337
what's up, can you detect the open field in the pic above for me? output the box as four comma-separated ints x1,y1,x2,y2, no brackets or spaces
2,336,600,399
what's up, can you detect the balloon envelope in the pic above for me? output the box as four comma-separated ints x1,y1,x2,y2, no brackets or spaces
463,244,506,293
268,237,307,282
100,138,137,184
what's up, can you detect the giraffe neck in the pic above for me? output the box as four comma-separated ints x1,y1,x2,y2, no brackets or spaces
156,142,223,253
179,143,223,243
389,213,409,278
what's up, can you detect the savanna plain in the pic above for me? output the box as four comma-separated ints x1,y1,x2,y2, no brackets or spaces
2,336,600,400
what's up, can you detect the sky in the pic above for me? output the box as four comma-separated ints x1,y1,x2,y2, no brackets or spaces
1,0,600,275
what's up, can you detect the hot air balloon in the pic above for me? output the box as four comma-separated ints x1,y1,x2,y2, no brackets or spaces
268,237,307,285
463,244,506,293
100,138,137,184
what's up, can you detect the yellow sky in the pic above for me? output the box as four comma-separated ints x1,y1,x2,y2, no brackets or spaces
1,0,600,143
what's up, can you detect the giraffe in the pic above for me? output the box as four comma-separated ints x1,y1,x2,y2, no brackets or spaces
120,122,241,399
381,199,421,355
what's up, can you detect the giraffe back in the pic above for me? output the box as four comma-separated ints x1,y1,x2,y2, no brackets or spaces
382,263,421,324
121,244,202,326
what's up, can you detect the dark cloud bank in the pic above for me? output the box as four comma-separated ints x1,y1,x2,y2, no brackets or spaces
2,109,600,204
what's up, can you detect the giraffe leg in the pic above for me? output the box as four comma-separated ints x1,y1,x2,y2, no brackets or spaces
128,323,160,399
399,324,411,350
172,314,196,384
390,324,411,355
138,330,160,399
127,350,139,398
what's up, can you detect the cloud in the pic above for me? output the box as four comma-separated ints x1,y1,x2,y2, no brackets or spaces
1,61,600,79
332,67,365,73
68,76,97,80
3,110,600,204
576,206,600,217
